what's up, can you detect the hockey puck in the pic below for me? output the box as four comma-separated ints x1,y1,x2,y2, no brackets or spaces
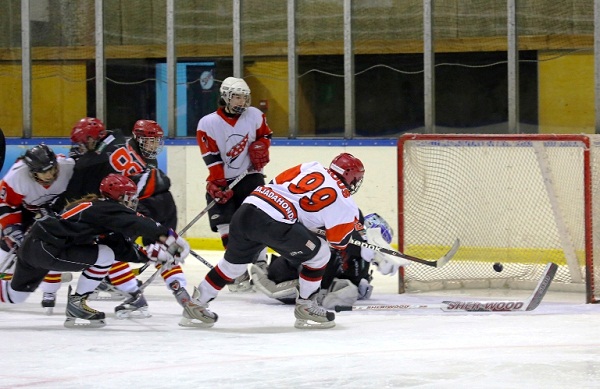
493,262,503,272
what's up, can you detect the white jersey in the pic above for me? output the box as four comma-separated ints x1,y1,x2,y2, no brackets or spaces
0,156,75,228
196,106,272,181
244,161,360,249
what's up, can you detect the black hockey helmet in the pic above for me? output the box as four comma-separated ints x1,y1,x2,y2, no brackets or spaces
23,144,58,185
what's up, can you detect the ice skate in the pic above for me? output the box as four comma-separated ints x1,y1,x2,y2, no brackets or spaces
114,289,151,319
41,292,56,315
178,287,218,328
169,280,192,307
250,263,298,299
227,270,254,293
294,290,335,329
87,278,129,301
64,286,106,328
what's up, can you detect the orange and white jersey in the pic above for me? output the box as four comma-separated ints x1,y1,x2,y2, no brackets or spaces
0,156,75,228
244,161,360,250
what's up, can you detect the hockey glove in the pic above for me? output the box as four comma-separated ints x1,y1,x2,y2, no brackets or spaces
366,228,410,276
357,278,373,300
164,229,190,261
2,224,24,250
248,140,270,170
145,243,181,271
206,179,234,204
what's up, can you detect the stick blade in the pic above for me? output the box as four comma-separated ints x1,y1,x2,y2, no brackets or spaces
524,262,558,311
435,238,461,268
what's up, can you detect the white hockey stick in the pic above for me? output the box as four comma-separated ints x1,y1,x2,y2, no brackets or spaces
315,229,459,268
178,169,252,236
335,262,558,313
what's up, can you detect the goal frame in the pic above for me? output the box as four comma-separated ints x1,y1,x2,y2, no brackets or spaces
397,133,596,303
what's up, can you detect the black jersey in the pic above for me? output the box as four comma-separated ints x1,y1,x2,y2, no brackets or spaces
63,130,128,202
28,198,169,249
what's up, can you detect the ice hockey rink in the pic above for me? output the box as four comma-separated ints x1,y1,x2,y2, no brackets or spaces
1,250,599,389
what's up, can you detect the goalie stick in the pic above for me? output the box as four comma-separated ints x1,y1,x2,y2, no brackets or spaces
315,229,459,268
335,262,558,313
178,169,252,236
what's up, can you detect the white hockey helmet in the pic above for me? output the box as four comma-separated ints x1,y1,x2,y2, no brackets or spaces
220,77,251,114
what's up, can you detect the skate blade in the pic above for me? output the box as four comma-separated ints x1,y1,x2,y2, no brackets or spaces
87,291,127,301
115,308,152,320
43,307,54,316
227,282,255,293
64,317,106,329
294,318,336,329
178,316,215,328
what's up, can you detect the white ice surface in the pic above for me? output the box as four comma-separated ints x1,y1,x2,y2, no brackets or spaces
2,250,600,389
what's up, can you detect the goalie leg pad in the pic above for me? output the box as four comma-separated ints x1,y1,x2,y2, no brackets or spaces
321,278,359,310
250,263,298,299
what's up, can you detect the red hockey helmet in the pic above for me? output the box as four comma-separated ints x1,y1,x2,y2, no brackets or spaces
71,117,106,143
329,153,365,194
99,174,139,210
132,120,164,159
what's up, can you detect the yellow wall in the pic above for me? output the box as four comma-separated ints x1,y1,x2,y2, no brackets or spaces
538,52,594,134
245,60,289,137
0,63,87,136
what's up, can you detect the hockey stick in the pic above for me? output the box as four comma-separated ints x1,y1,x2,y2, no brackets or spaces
139,267,162,291
132,262,151,276
315,229,459,268
138,249,214,292
178,169,252,236
189,249,214,269
335,262,558,313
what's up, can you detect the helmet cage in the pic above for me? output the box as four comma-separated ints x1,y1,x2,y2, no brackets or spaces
220,77,251,114
364,213,393,244
121,191,139,211
132,120,164,159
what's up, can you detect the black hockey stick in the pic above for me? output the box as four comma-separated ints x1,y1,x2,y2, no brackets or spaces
178,169,252,236
189,249,214,269
315,229,459,268
335,262,558,313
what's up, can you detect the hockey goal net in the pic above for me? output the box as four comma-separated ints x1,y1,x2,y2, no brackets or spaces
398,134,600,303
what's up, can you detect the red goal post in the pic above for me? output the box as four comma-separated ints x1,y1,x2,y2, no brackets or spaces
397,133,599,303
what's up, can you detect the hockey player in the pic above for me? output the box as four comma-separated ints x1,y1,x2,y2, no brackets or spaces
196,76,273,293
250,212,410,309
67,118,198,320
64,117,150,316
0,174,189,328
181,152,365,329
0,144,75,314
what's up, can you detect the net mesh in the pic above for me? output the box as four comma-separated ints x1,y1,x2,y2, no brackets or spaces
399,134,597,301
